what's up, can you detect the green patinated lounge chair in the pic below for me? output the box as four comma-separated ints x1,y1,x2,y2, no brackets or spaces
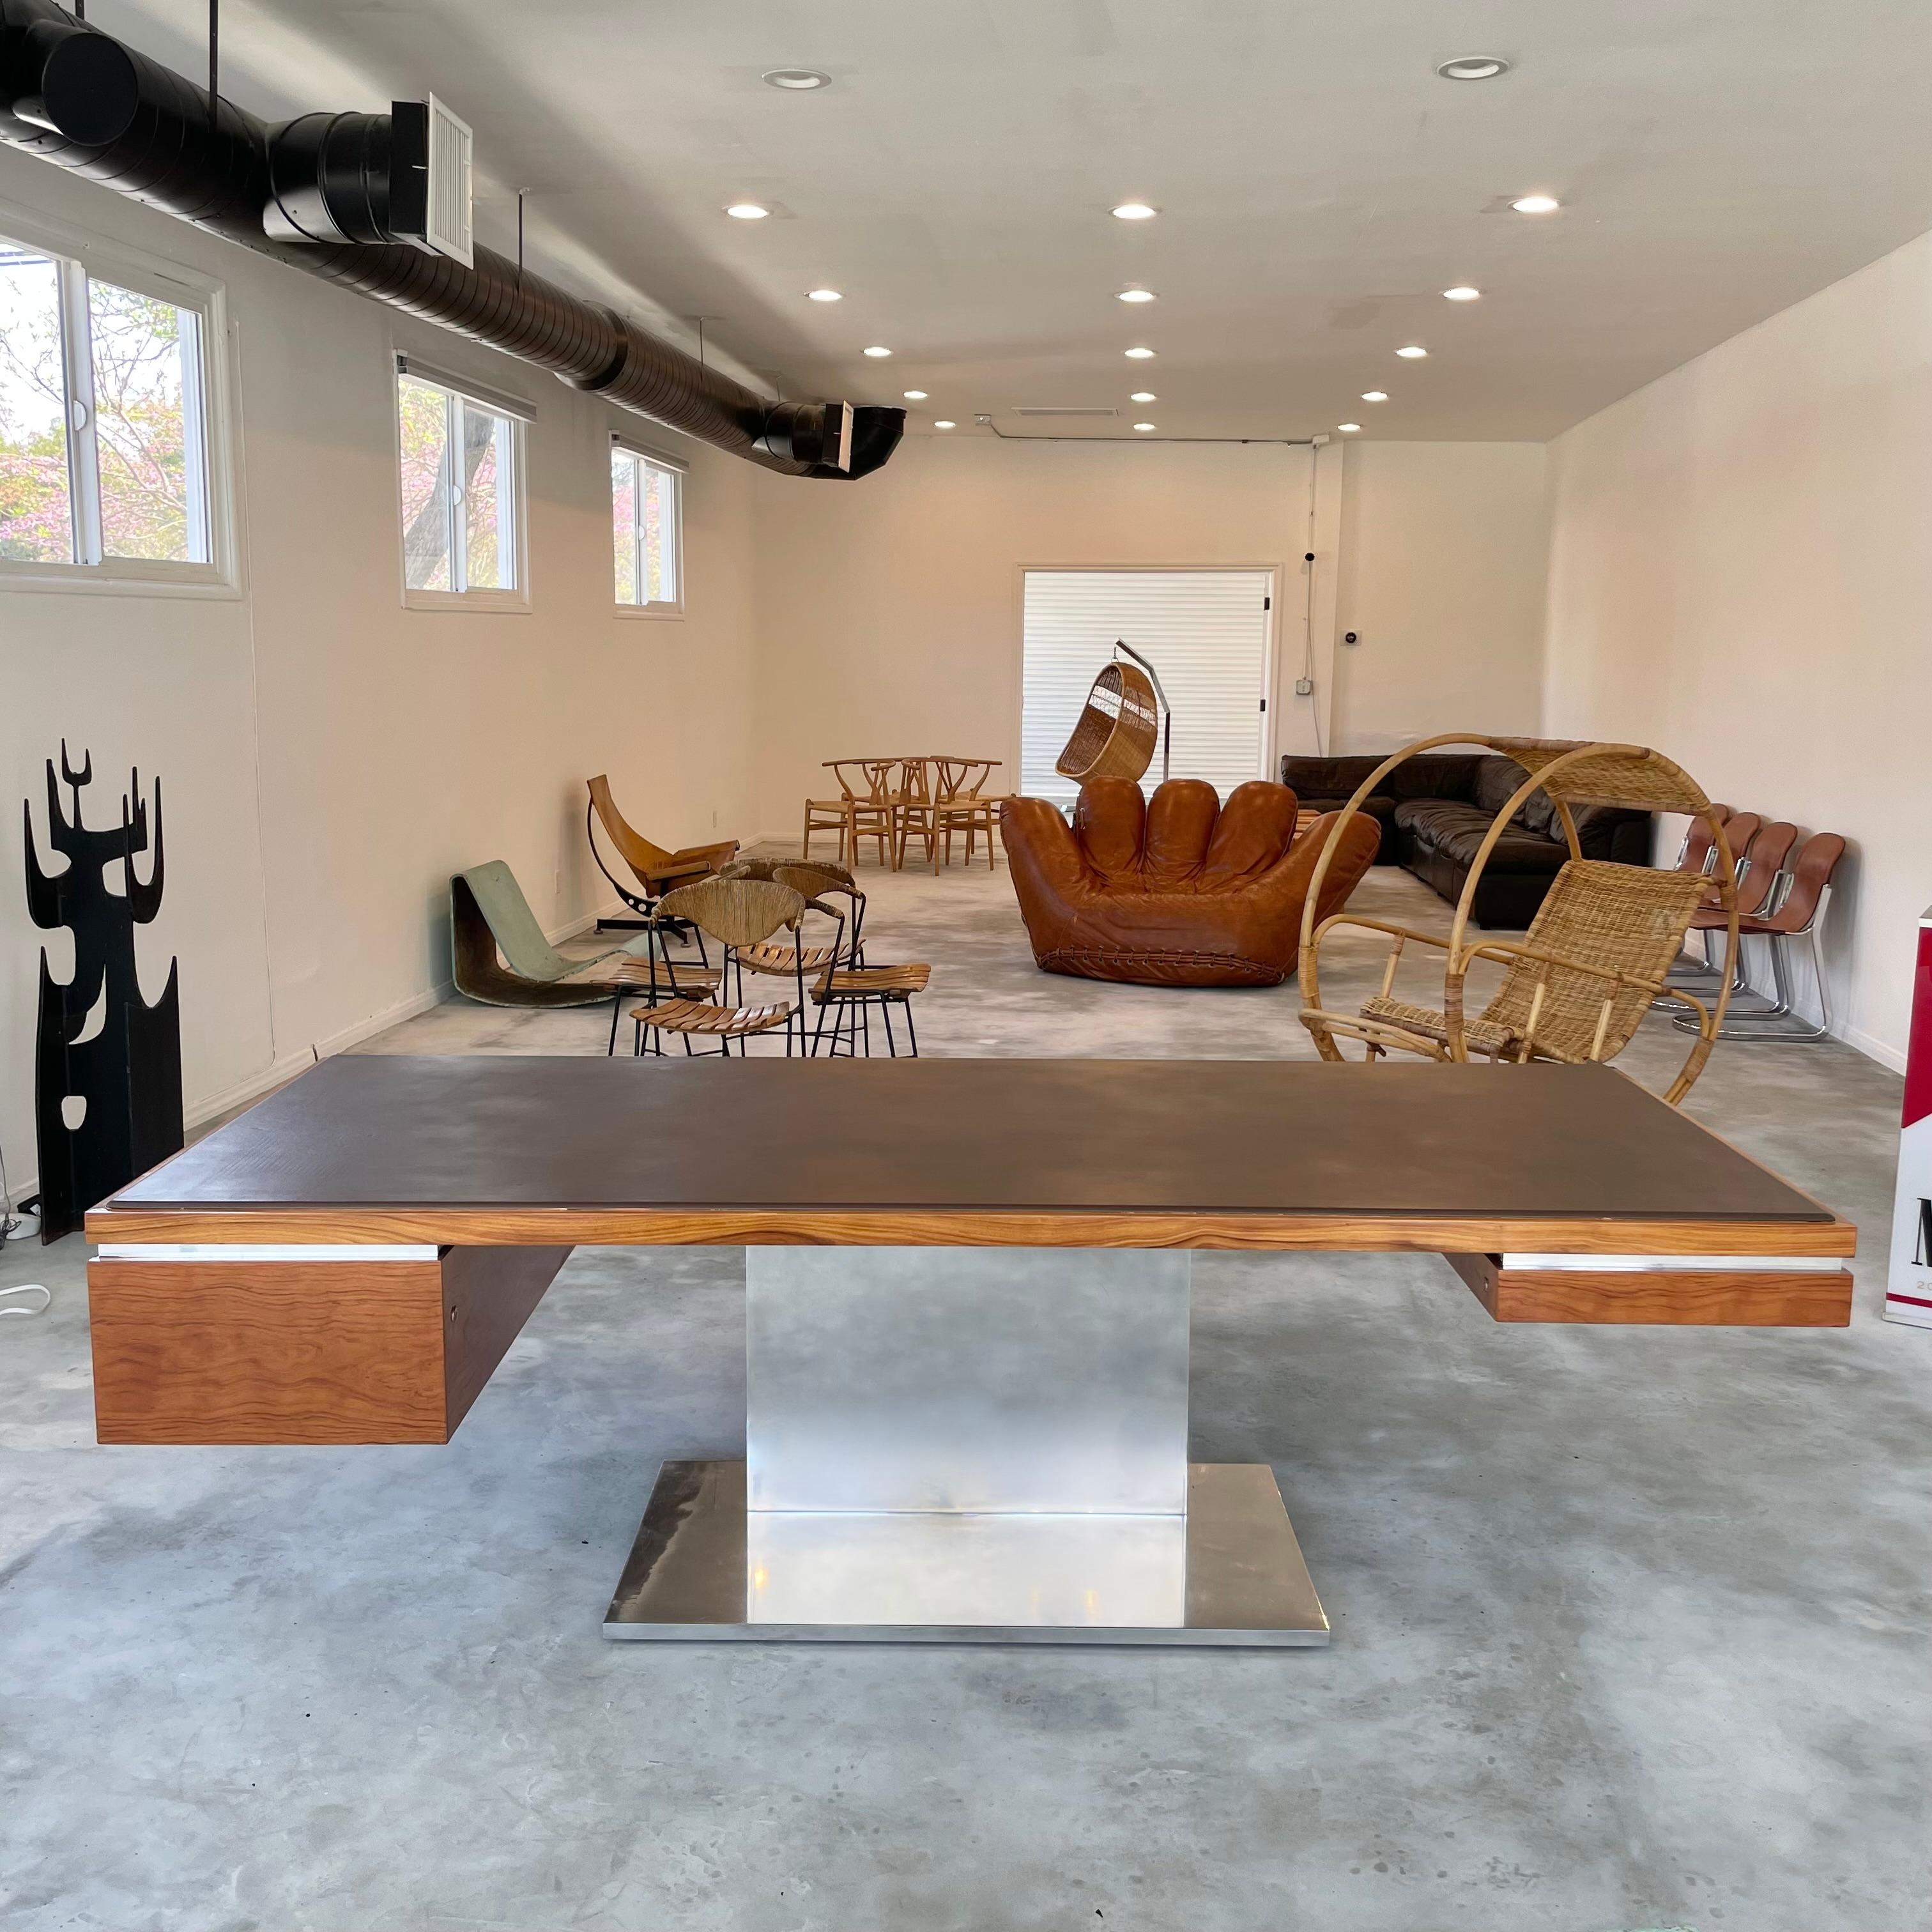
451,860,717,1014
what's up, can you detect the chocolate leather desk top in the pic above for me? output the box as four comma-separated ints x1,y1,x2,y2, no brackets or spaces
110,1056,1830,1224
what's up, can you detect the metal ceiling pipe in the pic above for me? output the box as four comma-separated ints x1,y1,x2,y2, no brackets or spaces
0,0,901,479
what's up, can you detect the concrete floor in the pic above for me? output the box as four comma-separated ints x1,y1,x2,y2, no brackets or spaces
4,851,1929,1931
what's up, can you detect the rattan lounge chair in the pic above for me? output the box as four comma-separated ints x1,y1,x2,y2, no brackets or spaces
1297,735,1739,1104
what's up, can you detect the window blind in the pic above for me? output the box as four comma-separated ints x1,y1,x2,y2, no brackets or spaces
1020,570,1274,813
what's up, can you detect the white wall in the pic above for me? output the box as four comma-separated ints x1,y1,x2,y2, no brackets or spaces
748,434,1551,836
2,148,762,1193
1543,229,1932,1068
1333,441,1550,753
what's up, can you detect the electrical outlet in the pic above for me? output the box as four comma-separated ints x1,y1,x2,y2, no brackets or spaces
1294,677,1314,697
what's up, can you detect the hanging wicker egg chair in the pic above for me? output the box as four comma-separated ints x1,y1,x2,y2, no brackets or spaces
1055,659,1162,785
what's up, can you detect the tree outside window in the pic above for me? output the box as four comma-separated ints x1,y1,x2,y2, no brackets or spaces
611,442,682,613
0,235,212,572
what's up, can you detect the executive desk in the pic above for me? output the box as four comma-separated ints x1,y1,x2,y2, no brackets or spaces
86,1057,1854,1647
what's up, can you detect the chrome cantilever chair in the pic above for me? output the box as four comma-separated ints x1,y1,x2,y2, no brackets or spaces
1674,831,1846,1042
625,877,809,1057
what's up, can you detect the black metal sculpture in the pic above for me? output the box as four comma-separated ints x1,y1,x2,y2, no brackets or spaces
25,744,183,1244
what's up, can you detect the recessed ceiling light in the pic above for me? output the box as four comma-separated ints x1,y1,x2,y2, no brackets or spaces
1133,422,1156,433
724,203,770,220
1436,55,1510,81
903,389,928,400
933,420,956,429
1130,391,1156,402
862,345,893,358
1117,288,1156,303
1395,345,1429,359
1124,346,1156,359
1361,390,1388,402
1442,285,1481,302
1112,202,1158,221
1337,422,1361,433
1512,193,1561,215
763,68,831,90
806,288,842,302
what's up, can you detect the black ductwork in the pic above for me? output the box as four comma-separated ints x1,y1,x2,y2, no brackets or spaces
0,0,901,480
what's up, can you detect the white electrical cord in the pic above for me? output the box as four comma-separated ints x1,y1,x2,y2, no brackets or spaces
0,1137,49,1317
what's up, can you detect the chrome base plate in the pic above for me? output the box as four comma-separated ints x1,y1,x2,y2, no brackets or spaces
604,1460,1330,1647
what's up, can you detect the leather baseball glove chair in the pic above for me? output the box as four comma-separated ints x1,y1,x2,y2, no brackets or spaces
1000,777,1380,988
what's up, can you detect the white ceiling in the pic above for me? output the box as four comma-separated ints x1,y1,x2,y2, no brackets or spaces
118,0,1932,443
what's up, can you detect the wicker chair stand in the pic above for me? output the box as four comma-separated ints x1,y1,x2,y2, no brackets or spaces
1297,735,1740,1105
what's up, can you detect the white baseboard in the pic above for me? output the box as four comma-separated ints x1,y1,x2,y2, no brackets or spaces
1837,1020,1908,1075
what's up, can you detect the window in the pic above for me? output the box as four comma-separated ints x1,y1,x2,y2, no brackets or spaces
611,438,682,615
1020,569,1276,813
395,356,528,606
0,226,221,584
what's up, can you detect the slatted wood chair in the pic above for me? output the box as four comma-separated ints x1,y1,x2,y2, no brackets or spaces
627,877,809,1057
809,962,931,1057
1298,735,1739,1105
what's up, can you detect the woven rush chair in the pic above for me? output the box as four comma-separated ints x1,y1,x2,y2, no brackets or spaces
1055,660,1160,786
585,774,737,933
627,877,808,1057
730,863,855,1017
1298,735,1740,1105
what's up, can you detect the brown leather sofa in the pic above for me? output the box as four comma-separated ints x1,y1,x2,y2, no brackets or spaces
1279,752,1653,930
1000,777,1379,987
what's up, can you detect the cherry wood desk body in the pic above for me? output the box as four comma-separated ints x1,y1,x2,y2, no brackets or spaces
87,1055,1853,1451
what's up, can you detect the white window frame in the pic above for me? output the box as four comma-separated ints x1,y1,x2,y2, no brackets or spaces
0,197,238,599
610,433,685,620
394,352,532,613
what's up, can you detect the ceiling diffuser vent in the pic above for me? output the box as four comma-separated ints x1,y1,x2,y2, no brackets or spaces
1013,406,1118,418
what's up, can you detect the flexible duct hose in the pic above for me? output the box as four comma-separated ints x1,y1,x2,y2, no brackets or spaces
0,0,901,479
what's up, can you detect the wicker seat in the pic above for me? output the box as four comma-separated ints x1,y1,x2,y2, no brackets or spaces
1299,735,1738,1104
1356,995,1517,1059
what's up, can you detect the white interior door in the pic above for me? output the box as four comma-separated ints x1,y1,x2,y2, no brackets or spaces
1020,569,1275,813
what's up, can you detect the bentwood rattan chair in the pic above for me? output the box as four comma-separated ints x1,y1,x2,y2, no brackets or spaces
1298,735,1738,1105
627,877,809,1057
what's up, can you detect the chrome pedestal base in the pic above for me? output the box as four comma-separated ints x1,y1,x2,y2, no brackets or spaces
604,1460,1329,1646
604,1246,1328,1647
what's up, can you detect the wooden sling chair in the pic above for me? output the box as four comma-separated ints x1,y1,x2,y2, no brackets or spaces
585,774,739,932
1296,735,1739,1105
